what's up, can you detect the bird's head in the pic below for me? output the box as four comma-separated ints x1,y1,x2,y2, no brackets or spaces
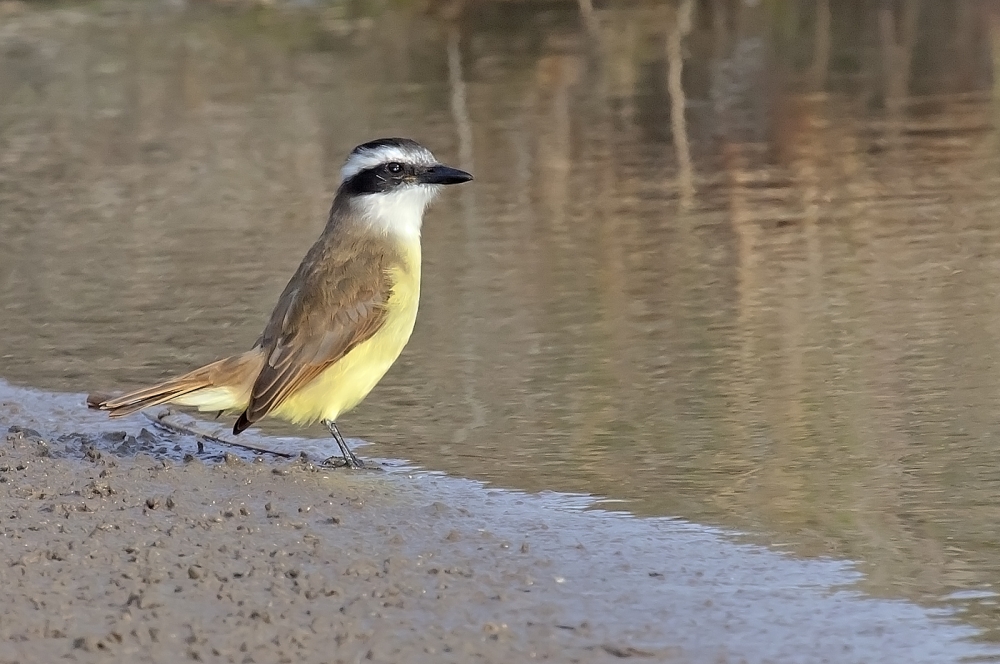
337,138,473,238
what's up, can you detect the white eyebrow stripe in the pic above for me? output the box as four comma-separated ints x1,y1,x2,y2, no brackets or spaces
340,145,437,183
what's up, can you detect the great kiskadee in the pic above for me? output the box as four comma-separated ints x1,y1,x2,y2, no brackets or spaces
88,138,473,467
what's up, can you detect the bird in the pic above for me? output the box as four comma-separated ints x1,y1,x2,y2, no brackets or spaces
88,138,473,468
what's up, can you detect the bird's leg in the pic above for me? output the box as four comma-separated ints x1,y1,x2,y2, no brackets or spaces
322,420,364,469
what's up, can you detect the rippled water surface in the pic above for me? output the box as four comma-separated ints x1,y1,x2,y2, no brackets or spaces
4,0,1000,646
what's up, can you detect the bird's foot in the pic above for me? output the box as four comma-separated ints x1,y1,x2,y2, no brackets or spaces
320,419,370,470
320,454,371,470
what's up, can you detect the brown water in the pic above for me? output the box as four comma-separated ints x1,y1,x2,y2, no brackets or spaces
4,0,1000,643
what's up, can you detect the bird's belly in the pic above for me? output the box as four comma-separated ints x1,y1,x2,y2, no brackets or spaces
272,274,419,425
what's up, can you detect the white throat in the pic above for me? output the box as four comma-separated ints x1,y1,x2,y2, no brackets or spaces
351,185,440,240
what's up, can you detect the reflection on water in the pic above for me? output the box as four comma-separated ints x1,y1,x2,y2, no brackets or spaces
4,0,1000,643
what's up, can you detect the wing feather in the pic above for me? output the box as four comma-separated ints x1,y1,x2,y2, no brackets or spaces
233,238,394,434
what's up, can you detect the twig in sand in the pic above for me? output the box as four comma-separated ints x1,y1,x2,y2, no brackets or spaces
143,410,295,459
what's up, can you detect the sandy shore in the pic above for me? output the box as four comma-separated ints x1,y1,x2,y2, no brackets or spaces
0,427,648,663
0,380,994,664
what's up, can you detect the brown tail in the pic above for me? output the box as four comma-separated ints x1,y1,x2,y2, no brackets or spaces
88,351,264,418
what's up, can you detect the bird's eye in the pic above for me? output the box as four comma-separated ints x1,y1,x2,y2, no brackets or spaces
386,162,403,175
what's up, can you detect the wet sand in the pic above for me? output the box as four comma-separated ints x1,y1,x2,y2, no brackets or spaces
0,379,995,664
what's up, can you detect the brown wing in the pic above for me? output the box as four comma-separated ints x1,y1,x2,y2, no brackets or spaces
233,238,393,434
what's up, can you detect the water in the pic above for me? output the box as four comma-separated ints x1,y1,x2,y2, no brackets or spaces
4,0,1000,648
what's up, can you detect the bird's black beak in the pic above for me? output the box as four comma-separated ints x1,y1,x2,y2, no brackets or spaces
420,164,474,185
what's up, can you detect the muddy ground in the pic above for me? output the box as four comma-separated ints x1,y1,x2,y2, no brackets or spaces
0,435,655,663
0,381,993,664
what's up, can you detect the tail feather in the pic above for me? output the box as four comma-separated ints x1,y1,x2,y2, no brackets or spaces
88,351,264,419
91,381,208,418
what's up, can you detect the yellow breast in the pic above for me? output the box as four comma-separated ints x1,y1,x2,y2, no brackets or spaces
272,239,421,425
